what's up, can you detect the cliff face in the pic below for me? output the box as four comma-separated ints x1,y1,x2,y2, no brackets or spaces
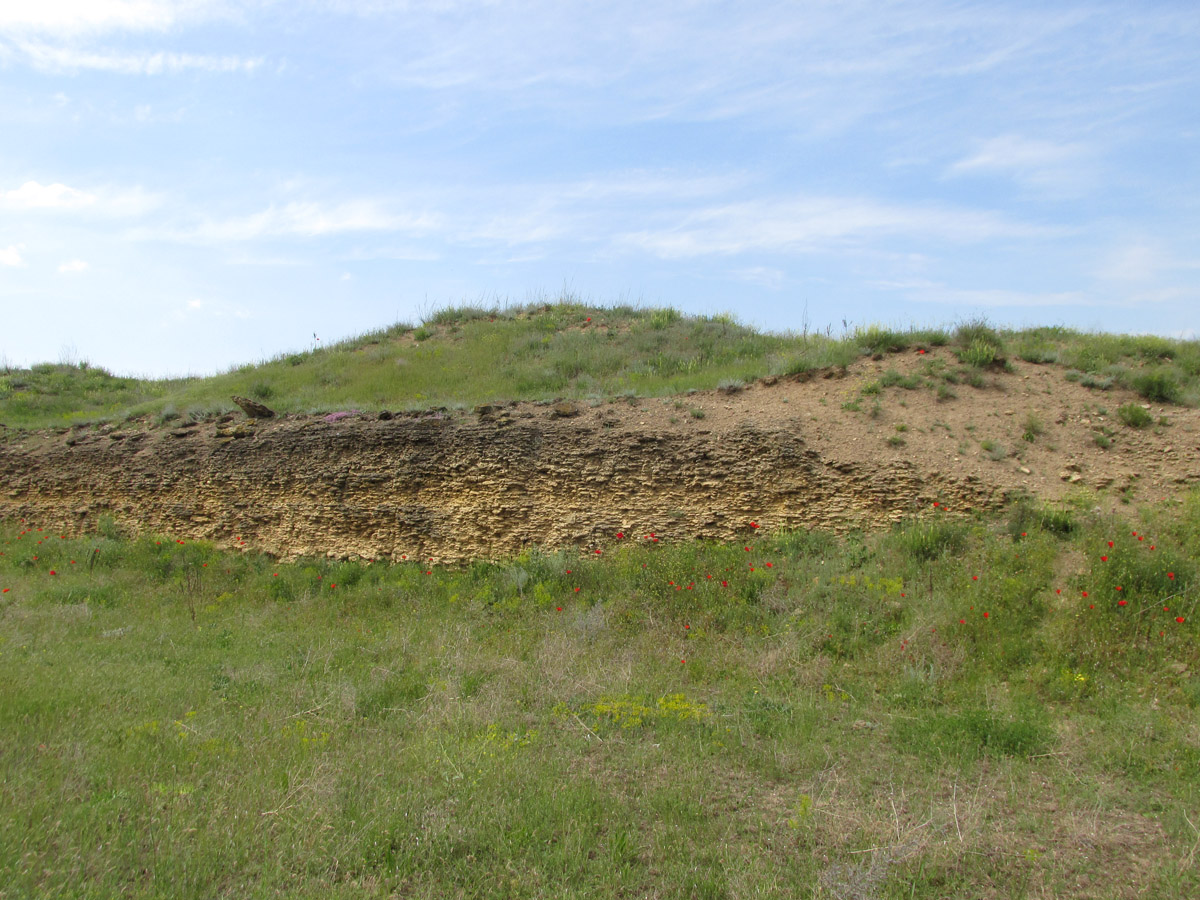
0,407,1001,562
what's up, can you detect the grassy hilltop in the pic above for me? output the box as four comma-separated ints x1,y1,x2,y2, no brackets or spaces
1,302,1199,899
2,299,1198,429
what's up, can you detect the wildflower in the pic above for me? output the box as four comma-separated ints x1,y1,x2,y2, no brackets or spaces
1056,589,1062,594
574,587,580,592
959,619,966,624
983,612,989,618
1177,617,1185,624
616,532,624,539
49,570,56,576
918,349,926,355
1168,572,1175,580
1108,541,1114,548
1116,586,1123,591
1,589,8,593
1118,600,1127,606
766,562,773,568
556,607,562,611
750,522,759,529
1101,556,1108,562
1082,591,1088,598
972,575,978,581
721,581,728,587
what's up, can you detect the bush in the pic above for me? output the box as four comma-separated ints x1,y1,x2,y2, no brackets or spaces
959,339,998,369
1117,403,1152,428
1130,370,1181,404
954,318,1004,350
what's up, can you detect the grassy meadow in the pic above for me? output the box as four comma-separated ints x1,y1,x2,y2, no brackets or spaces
2,301,1199,430
2,494,1199,898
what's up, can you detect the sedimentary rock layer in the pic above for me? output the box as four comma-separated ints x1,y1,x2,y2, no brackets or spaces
0,410,1003,562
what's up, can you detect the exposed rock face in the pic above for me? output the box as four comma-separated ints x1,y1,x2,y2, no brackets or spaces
0,410,1004,563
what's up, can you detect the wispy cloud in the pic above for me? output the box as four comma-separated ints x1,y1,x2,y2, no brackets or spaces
176,200,444,242
1,181,161,216
12,40,263,74
0,244,26,266
3,181,95,209
58,258,88,273
614,195,1065,259
0,1,220,35
948,135,1096,195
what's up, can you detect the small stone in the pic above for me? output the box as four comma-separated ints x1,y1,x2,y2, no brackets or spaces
550,401,581,418
231,396,275,418
1019,466,1031,475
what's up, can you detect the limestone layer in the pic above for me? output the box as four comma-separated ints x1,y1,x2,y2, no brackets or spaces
0,412,1005,562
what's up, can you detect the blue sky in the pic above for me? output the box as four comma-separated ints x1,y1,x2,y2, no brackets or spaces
2,1,1198,377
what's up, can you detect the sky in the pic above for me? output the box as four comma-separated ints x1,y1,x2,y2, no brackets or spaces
2,0,1198,377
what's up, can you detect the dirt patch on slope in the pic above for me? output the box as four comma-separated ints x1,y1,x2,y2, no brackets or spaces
1,349,1197,562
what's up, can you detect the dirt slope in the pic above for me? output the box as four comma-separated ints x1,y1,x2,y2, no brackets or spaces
2,349,1196,562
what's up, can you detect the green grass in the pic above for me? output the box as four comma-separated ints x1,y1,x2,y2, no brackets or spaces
4,303,1199,430
2,492,1199,898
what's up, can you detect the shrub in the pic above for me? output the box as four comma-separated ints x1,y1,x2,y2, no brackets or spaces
1130,370,1180,404
959,339,998,369
1117,403,1152,428
954,318,1004,350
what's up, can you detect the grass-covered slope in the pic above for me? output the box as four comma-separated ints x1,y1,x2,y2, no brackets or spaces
3,301,1198,430
1,496,1198,898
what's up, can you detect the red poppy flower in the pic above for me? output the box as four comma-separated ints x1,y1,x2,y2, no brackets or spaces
1177,616,1185,624
1116,586,1122,591
959,619,965,624
1082,591,1088,598
766,562,773,568
1,589,8,594
49,570,56,576
1101,556,1108,562
972,575,978,581
918,349,926,354
616,532,624,539
983,612,989,618
1108,541,1114,548
684,624,690,630
1056,589,1062,594
1118,599,1127,606
721,581,728,587
1168,572,1175,580
750,522,759,529
574,587,580,592
556,607,562,611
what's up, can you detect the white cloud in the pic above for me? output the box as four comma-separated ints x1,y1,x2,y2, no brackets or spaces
180,200,443,242
0,244,26,266
948,135,1096,195
1,181,161,216
3,181,96,209
0,1,218,35
614,195,1064,259
13,41,264,74
58,259,89,273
